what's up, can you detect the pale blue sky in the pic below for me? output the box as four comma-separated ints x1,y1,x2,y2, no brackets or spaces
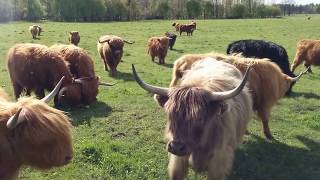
295,0,319,5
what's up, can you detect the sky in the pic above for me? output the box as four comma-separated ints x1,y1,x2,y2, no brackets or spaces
266,0,320,5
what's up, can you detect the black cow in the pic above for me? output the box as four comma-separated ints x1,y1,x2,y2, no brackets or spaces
226,39,296,95
165,32,177,50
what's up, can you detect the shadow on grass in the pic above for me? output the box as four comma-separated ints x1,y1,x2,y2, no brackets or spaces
230,135,320,180
289,91,320,99
171,48,184,53
61,101,112,126
110,71,134,81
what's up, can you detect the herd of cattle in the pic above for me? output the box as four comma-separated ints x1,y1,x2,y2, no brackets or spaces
0,21,320,179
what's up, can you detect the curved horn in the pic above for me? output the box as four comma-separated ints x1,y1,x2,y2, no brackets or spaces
132,64,169,96
123,39,134,44
99,82,117,86
74,76,94,83
6,108,24,129
290,67,310,82
98,38,111,43
41,76,65,103
209,66,252,101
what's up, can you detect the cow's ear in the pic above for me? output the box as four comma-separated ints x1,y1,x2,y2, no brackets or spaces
153,94,168,107
157,38,161,42
69,32,72,35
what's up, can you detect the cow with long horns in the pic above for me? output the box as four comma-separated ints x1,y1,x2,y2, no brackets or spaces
49,44,114,105
97,35,134,76
132,58,253,179
168,52,309,139
0,77,73,180
6,43,83,106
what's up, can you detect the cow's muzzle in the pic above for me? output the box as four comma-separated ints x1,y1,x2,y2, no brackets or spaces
168,141,189,156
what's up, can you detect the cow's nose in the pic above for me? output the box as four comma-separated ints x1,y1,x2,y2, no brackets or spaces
168,141,187,156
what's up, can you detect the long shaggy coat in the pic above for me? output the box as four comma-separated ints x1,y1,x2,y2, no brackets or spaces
0,92,72,180
6,43,82,106
147,36,170,64
162,59,252,179
97,35,125,76
68,31,80,46
49,44,98,105
169,52,298,139
226,39,295,78
291,39,320,73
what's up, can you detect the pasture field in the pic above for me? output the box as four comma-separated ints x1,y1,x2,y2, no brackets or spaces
0,15,320,179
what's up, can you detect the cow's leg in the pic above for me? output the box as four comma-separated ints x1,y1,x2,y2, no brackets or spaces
104,60,109,71
168,154,188,180
291,50,304,73
35,88,45,99
207,146,234,180
258,108,273,140
26,89,31,96
151,55,155,62
13,83,23,100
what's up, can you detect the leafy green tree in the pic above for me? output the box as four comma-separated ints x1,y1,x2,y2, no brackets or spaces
203,1,214,19
26,0,44,21
157,1,171,18
230,4,248,18
186,0,201,18
316,5,320,13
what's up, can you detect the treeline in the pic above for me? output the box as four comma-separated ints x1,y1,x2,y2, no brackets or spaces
0,0,320,22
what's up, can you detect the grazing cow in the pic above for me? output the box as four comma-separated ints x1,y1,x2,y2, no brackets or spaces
291,39,320,73
165,32,177,50
0,79,73,180
226,39,296,94
68,31,80,46
178,24,195,36
147,36,170,64
49,44,114,105
97,35,134,76
168,53,309,139
29,25,39,39
132,60,253,179
172,22,180,32
6,43,83,106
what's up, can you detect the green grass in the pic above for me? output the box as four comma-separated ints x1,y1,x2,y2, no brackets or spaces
0,15,320,179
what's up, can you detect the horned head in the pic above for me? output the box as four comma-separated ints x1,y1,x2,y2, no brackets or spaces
132,64,251,156
5,76,73,169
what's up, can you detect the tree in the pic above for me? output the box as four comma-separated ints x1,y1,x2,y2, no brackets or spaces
157,1,171,18
186,0,201,18
230,4,248,18
26,0,44,21
0,0,14,22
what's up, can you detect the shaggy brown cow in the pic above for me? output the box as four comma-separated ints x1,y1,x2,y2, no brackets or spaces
132,59,253,179
169,52,309,139
147,36,170,64
97,35,134,76
291,39,320,73
49,44,114,105
29,25,38,39
69,31,80,46
6,43,82,106
0,79,73,180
